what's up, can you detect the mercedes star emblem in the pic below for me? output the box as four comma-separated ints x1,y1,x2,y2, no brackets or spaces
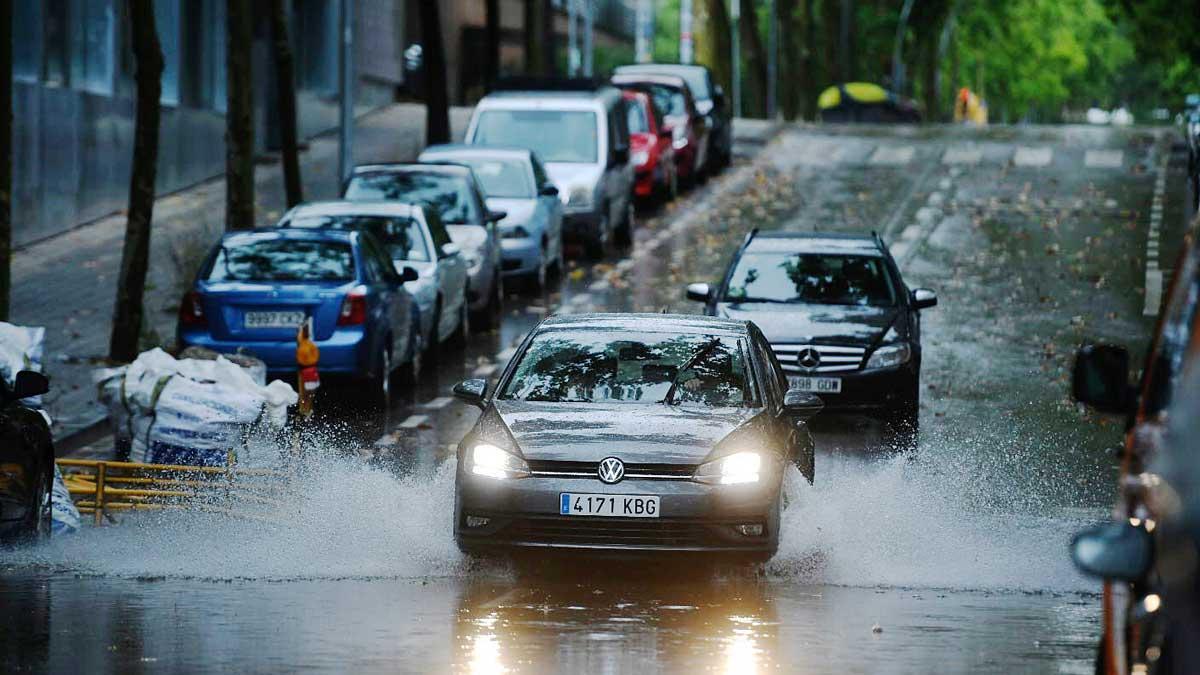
797,348,822,370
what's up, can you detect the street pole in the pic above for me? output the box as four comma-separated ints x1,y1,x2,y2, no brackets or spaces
731,0,741,119
338,0,354,185
891,0,916,94
679,0,693,64
583,0,594,77
635,0,652,64
567,0,579,76
767,0,777,118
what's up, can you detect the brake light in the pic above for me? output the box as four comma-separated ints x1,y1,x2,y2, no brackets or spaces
179,291,206,326
337,289,368,326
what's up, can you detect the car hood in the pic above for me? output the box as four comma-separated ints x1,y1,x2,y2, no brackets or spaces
486,197,537,227
545,163,603,193
490,400,760,464
445,224,488,255
718,303,897,345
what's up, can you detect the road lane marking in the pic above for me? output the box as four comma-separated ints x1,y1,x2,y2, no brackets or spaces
420,396,452,410
588,279,609,292
472,363,498,378
1084,150,1123,169
398,414,428,430
1013,147,1053,167
1143,157,1168,316
868,145,915,166
942,146,981,165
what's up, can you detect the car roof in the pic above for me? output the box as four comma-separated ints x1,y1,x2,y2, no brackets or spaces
539,313,750,337
351,162,472,177
745,231,885,256
420,144,533,161
284,200,421,219
616,63,709,77
612,73,691,90
222,227,357,245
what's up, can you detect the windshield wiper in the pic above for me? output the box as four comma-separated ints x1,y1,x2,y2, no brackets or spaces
661,337,723,405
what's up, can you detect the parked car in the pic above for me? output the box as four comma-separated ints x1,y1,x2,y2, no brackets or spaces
612,72,708,187
1070,217,1200,674
464,78,636,258
614,63,732,171
418,145,565,292
343,163,505,327
277,200,470,363
451,313,822,559
0,370,54,541
618,89,678,204
686,230,936,447
177,229,420,408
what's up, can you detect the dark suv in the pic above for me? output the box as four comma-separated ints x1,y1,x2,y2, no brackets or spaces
685,231,937,443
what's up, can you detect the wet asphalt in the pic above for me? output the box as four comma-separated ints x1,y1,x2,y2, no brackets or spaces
1,122,1189,674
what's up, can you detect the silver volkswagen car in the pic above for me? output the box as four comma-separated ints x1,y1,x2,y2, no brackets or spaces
451,313,821,559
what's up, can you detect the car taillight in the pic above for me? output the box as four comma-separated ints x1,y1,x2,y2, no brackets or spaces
337,289,368,326
179,291,206,326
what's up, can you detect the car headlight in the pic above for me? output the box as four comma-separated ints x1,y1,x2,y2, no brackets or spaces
693,451,762,485
500,225,531,239
865,343,912,370
632,150,650,167
672,125,688,150
469,443,530,480
566,185,592,209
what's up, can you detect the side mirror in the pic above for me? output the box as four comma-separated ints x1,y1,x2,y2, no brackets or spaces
397,265,419,283
783,389,824,421
453,378,489,408
441,242,461,257
686,282,712,303
1072,343,1134,414
539,184,559,198
912,288,938,310
486,210,507,223
1071,522,1153,582
613,147,630,165
9,371,49,401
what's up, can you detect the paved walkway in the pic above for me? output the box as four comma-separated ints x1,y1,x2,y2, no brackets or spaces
13,103,472,441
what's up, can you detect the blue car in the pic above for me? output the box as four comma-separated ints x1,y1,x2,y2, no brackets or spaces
177,229,421,408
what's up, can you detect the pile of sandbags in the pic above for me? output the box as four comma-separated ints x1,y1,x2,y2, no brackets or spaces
96,348,297,468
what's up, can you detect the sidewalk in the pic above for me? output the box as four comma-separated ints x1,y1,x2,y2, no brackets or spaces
12,103,472,443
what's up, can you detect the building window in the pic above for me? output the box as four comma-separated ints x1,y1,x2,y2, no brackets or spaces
13,2,43,83
69,0,117,95
155,0,182,105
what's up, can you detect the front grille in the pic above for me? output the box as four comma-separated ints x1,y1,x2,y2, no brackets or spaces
772,343,865,373
526,460,695,480
506,516,720,547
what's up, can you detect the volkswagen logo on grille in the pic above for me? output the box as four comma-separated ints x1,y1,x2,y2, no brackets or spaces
597,457,625,484
797,348,822,370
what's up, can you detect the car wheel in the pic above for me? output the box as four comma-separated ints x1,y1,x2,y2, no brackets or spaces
425,301,442,366
449,294,470,348
367,344,392,411
534,244,549,292
666,166,679,203
22,466,52,541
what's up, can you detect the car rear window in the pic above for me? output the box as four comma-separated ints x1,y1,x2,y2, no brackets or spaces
626,100,649,133
500,329,752,406
454,157,534,198
288,214,430,262
206,238,356,282
725,252,896,307
472,110,599,163
343,172,481,225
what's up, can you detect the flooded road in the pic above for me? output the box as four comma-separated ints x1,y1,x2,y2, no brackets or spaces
2,122,1186,673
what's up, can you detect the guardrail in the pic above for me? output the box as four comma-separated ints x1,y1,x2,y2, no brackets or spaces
57,458,293,526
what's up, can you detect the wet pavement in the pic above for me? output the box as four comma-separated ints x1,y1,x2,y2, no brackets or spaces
2,122,1188,673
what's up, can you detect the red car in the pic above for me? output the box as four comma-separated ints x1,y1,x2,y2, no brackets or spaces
620,89,677,203
612,73,709,187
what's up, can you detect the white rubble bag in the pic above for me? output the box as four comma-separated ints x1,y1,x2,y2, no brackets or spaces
0,321,79,535
96,348,297,468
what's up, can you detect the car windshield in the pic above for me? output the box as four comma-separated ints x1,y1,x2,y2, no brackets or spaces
343,172,481,224
621,67,710,101
207,238,355,282
473,110,599,163
626,100,649,133
500,330,751,406
725,252,896,306
641,84,686,116
288,215,430,262
449,157,534,198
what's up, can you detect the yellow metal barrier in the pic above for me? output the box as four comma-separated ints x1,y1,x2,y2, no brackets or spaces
56,458,292,526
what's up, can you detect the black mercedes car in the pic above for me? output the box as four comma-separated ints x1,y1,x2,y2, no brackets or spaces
0,371,54,542
451,313,822,558
686,231,936,445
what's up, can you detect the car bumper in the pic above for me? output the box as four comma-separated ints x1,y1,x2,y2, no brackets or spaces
796,364,918,414
179,328,370,380
454,471,780,554
500,239,541,277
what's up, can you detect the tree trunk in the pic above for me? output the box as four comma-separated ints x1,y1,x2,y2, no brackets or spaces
485,0,500,90
524,0,547,75
777,0,800,120
269,0,302,207
739,1,768,118
420,0,451,144
801,0,816,119
109,0,164,362
226,0,255,230
700,0,733,98
0,0,11,321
